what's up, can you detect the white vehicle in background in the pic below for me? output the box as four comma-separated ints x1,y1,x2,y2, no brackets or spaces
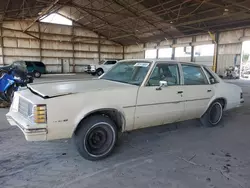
85,60,118,76
6,60,244,161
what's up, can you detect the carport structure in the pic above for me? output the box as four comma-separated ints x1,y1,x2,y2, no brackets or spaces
0,0,250,74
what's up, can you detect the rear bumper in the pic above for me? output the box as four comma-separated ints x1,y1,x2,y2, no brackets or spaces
6,111,47,141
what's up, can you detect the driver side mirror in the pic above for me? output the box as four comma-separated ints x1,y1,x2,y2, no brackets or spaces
156,80,168,90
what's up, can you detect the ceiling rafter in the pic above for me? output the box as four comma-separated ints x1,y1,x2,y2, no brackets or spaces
23,0,60,32
1,0,11,22
56,12,122,45
111,0,173,38
69,1,143,43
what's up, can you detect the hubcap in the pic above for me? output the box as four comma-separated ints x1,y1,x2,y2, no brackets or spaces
97,70,103,76
209,102,222,125
85,125,114,156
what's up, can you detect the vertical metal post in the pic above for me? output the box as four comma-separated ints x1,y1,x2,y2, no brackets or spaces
156,42,159,59
143,43,146,58
0,24,4,65
61,59,63,73
212,32,219,73
38,22,42,62
122,45,125,59
171,39,176,60
191,36,195,62
72,25,75,73
98,35,101,62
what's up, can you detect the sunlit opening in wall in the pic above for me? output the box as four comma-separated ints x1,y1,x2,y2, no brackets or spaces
145,49,157,59
40,13,72,26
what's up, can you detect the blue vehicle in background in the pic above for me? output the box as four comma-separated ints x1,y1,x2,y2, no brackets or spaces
0,63,33,102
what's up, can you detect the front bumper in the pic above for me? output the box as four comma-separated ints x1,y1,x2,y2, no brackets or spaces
6,111,47,141
85,69,96,73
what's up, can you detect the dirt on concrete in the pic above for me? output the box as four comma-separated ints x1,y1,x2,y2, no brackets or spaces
0,79,250,188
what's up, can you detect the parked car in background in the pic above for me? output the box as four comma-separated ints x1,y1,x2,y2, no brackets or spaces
85,60,119,76
6,60,243,161
13,61,46,78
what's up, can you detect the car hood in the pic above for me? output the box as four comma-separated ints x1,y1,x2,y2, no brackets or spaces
27,79,136,98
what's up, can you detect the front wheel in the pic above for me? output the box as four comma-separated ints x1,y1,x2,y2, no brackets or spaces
200,101,223,127
96,69,104,76
74,115,117,161
5,85,15,102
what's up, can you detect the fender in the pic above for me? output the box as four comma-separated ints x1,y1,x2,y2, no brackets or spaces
200,95,227,118
73,104,127,133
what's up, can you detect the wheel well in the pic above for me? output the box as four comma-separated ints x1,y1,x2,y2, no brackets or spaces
74,109,124,134
96,68,103,71
215,98,226,109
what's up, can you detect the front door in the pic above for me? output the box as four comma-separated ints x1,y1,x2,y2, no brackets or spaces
180,64,214,120
134,62,185,129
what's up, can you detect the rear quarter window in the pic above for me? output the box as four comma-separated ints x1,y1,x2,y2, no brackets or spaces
34,62,45,67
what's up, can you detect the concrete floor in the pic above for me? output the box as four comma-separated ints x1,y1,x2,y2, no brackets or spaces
0,75,250,188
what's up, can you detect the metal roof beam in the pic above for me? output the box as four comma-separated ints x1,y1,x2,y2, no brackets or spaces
1,0,11,22
23,0,60,32
111,0,173,38
70,2,142,42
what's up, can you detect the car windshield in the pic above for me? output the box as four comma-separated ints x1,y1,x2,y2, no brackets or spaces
101,61,151,86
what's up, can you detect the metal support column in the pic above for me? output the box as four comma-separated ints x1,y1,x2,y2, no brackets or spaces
72,25,75,73
191,36,195,62
0,24,4,65
122,46,125,59
212,32,219,73
98,35,101,62
38,22,42,62
171,39,176,60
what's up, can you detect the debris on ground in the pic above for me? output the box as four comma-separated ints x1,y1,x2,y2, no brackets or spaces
0,101,10,108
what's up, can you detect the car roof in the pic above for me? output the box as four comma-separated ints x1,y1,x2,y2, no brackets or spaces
118,59,202,66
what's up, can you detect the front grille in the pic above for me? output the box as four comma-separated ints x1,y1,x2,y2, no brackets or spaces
18,97,31,117
87,65,91,70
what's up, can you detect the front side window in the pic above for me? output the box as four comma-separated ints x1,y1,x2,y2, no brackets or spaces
182,65,208,85
147,63,180,86
101,61,151,86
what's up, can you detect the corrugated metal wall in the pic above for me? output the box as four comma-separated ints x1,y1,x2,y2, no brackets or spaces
124,30,247,75
0,21,123,73
0,20,247,74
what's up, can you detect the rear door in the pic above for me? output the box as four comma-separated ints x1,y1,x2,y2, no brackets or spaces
180,64,214,120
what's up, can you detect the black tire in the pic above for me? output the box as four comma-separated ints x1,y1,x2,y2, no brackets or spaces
96,68,104,76
74,115,117,161
33,71,41,78
5,85,15,102
200,101,223,127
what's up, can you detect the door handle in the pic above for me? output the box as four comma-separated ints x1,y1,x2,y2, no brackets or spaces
207,89,212,92
177,91,183,94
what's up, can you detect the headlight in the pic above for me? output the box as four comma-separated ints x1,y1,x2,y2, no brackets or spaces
29,104,47,124
14,76,21,80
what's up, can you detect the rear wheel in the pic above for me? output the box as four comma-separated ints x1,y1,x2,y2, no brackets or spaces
96,68,104,76
200,101,223,127
33,71,41,78
74,115,117,161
